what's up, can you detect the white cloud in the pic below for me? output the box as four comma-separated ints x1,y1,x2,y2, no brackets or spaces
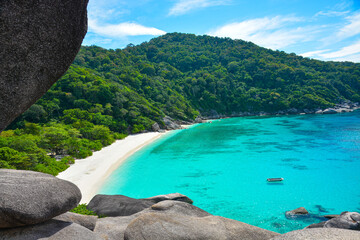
315,10,349,17
207,16,317,49
319,40,360,59
300,49,330,58
169,0,231,16
336,12,360,39
89,19,166,38
330,53,360,62
301,41,360,62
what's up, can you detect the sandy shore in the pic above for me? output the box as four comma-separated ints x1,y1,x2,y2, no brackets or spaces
57,132,167,203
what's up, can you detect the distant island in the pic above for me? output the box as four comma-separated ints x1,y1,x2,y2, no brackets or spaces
1,32,359,175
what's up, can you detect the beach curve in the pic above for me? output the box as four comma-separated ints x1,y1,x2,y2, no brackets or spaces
57,132,167,203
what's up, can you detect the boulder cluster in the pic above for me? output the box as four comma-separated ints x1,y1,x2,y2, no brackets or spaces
1,169,360,239
0,169,279,239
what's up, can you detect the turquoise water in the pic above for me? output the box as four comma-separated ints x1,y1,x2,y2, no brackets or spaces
100,111,360,233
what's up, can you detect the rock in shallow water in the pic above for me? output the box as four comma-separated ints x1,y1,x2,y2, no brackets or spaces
0,0,88,131
285,207,309,219
0,169,81,228
0,220,101,240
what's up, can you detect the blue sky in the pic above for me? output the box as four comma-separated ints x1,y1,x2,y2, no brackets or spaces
83,0,360,62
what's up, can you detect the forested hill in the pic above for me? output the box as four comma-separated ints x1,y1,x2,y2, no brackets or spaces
77,32,360,115
2,33,360,175
17,32,360,130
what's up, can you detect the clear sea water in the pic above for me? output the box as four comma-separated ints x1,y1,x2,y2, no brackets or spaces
100,111,360,233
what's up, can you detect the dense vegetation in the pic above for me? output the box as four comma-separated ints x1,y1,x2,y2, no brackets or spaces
1,33,360,175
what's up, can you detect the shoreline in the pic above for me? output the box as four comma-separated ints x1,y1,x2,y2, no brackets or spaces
57,131,169,203
198,105,360,121
57,107,359,204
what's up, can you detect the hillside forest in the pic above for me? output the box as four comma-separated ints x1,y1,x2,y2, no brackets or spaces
1,33,359,175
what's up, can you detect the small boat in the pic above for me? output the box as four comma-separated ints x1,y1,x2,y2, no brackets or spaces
267,177,284,182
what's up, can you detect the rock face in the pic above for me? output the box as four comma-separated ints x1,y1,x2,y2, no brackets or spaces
87,195,156,217
145,193,193,204
94,200,279,240
323,214,340,219
87,193,193,217
151,122,160,131
149,200,209,217
305,211,360,231
0,169,81,228
306,221,326,228
0,0,89,131
324,212,360,230
95,215,138,240
94,200,210,240
163,116,181,130
54,212,98,231
323,108,338,114
124,213,279,240
270,228,360,240
0,220,101,240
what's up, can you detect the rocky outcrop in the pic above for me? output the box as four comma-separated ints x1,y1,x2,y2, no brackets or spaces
149,200,208,217
0,0,89,131
163,116,182,130
0,220,101,240
87,195,155,217
94,215,137,240
306,221,326,228
94,200,211,239
270,228,360,240
54,212,98,231
145,193,193,204
151,122,160,131
323,214,340,219
325,212,360,230
0,169,81,228
305,211,360,231
285,207,309,219
323,108,337,114
124,213,279,240
88,193,193,217
94,200,279,240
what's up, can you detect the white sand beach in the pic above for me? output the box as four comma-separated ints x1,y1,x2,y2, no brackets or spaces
57,132,167,203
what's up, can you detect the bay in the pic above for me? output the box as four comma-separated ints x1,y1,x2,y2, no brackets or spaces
100,111,360,233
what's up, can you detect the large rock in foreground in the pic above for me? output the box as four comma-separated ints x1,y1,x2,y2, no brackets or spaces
94,200,218,239
0,220,101,240
0,169,81,228
87,193,193,217
270,228,360,240
94,200,279,240
0,0,88,131
124,213,279,240
87,195,155,217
